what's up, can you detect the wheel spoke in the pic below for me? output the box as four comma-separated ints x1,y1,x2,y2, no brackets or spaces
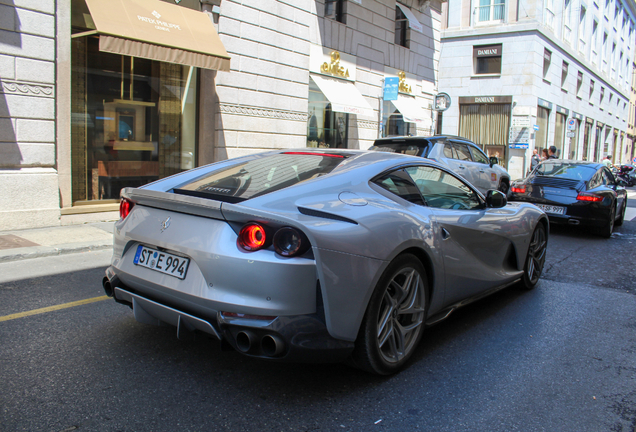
377,296,393,339
399,272,420,313
378,318,393,349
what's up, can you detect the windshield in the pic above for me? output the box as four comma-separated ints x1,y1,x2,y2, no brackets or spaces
369,142,429,157
535,162,596,181
175,152,347,202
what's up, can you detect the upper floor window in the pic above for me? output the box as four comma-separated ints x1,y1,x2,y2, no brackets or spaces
474,44,502,74
561,61,569,88
589,79,595,99
577,71,583,96
543,49,552,80
545,0,555,28
477,0,505,23
325,0,346,24
600,86,605,104
395,6,409,48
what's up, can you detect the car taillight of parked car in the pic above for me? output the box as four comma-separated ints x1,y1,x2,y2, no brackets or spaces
119,198,135,219
238,223,310,257
511,185,526,194
238,223,268,251
576,193,603,202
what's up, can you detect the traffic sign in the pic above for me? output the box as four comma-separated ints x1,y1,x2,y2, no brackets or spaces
566,132,575,137
567,118,576,130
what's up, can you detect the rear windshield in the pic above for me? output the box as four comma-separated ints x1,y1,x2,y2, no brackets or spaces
535,162,596,180
369,142,429,157
174,153,346,202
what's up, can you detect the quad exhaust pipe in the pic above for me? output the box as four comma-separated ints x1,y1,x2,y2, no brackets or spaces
234,330,285,357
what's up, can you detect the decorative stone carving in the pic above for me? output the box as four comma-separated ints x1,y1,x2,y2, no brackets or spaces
219,104,308,122
1,81,54,98
357,120,379,130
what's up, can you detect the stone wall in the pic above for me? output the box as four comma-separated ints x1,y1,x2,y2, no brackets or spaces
0,0,60,230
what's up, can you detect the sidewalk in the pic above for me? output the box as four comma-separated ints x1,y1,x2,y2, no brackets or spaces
0,221,115,263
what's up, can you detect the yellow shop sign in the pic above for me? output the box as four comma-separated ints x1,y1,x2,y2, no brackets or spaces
321,51,350,79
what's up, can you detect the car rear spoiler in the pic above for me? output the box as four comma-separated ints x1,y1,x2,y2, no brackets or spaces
122,188,225,221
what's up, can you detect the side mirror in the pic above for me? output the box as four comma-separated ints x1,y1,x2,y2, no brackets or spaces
486,190,507,208
489,156,499,167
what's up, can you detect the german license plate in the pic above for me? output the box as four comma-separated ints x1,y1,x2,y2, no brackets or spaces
133,245,190,280
535,204,566,215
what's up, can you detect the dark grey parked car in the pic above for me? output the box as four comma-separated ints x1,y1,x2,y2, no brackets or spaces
370,135,511,196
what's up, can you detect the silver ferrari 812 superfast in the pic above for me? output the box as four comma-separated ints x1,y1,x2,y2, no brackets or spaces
103,149,548,375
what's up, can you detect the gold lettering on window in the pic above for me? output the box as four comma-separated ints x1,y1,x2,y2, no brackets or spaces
320,51,350,79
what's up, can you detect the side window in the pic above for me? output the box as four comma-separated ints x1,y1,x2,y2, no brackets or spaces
589,172,601,189
452,143,473,161
443,143,455,158
469,145,489,164
374,169,425,205
405,166,482,210
602,168,615,185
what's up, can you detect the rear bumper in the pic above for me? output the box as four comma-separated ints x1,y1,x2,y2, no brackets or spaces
103,270,354,363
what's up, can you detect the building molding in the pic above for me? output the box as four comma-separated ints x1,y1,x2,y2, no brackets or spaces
1,80,55,98
219,103,308,122
357,119,379,129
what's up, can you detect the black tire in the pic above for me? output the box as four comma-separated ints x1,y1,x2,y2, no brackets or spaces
520,223,547,290
615,199,627,227
498,179,510,197
598,205,615,238
350,254,428,375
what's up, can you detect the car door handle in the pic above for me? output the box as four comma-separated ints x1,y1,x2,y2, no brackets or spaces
441,227,450,240
458,165,465,169
479,170,485,173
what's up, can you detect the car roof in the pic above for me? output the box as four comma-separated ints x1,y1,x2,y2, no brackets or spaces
373,135,475,145
540,159,604,169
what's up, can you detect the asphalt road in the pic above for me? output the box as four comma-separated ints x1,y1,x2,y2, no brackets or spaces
1,213,636,431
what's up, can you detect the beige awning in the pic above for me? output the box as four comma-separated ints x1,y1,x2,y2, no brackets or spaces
391,95,426,124
79,0,230,71
310,75,374,118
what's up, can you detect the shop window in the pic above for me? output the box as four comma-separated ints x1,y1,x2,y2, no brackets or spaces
561,61,568,88
543,49,552,80
473,44,502,75
477,0,505,22
71,37,198,202
307,79,349,148
382,100,415,137
395,6,409,48
325,0,346,24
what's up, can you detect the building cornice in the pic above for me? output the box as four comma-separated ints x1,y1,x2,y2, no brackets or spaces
442,22,631,100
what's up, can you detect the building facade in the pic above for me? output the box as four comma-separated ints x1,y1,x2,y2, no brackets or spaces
1,0,443,230
439,0,636,179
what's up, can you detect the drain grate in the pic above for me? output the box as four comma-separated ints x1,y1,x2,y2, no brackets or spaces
0,235,41,250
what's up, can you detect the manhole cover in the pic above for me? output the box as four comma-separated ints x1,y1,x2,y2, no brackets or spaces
0,235,40,250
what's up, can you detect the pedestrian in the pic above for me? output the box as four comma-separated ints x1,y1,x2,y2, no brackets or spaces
548,146,558,159
529,148,541,175
602,155,614,169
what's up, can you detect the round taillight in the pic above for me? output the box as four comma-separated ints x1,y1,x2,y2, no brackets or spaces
119,198,134,219
273,227,308,257
238,223,267,251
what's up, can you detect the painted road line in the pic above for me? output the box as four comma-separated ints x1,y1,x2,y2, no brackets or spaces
0,296,109,322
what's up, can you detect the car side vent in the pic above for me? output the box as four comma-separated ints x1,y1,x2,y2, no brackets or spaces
298,207,358,225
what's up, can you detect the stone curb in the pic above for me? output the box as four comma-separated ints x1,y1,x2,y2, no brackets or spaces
0,241,113,263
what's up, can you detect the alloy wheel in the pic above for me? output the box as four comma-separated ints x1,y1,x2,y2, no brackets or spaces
376,267,426,364
525,225,547,286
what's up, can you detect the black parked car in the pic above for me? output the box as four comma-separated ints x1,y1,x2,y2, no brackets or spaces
510,160,628,238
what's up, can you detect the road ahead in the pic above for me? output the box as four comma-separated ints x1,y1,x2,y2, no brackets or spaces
1,216,635,431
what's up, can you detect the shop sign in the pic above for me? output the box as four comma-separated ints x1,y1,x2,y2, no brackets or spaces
458,96,513,104
434,92,451,111
556,105,569,115
320,51,350,79
572,111,583,121
384,77,399,101
533,125,540,130
398,71,412,93
537,98,552,110
473,44,502,58
310,44,357,81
